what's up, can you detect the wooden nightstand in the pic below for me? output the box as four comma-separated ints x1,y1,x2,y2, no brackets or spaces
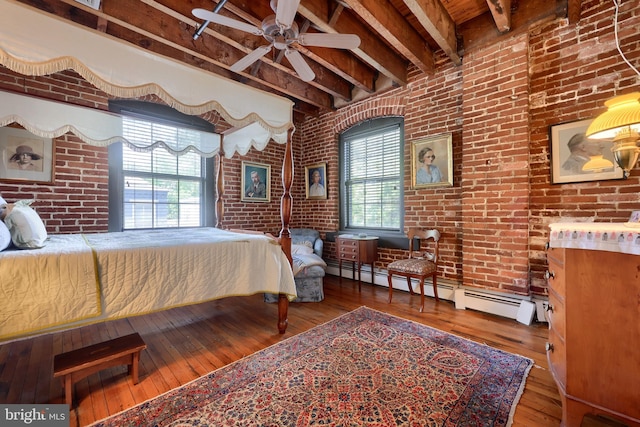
336,235,378,289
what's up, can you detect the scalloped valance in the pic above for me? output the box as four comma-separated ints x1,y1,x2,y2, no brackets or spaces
0,0,293,156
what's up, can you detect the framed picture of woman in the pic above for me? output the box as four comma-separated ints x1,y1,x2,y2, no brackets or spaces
305,162,327,199
411,133,453,188
0,126,54,184
241,161,270,202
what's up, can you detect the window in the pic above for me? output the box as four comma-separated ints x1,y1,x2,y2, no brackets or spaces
340,117,404,233
108,101,216,231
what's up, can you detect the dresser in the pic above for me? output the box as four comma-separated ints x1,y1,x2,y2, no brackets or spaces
336,235,378,288
546,223,640,427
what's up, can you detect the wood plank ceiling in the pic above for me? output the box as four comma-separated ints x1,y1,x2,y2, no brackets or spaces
11,0,576,121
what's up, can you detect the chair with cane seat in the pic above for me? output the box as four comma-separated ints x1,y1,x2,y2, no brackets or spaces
386,228,440,312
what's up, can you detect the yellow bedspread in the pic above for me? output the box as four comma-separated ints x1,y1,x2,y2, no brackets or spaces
0,228,296,342
0,234,101,341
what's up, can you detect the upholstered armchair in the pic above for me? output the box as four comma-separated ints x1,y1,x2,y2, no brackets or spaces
265,228,327,303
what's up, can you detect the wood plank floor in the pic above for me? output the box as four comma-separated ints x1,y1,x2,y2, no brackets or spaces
0,275,562,426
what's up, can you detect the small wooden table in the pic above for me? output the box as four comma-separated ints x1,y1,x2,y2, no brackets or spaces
336,235,378,289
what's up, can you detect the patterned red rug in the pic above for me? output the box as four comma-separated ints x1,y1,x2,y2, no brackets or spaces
92,307,533,426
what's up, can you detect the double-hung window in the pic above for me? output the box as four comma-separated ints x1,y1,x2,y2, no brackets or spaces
340,117,404,233
108,101,216,231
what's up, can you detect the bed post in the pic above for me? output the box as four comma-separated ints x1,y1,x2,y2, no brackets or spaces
278,127,294,334
215,138,224,229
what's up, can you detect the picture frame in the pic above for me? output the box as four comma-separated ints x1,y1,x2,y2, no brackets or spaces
0,126,55,184
305,162,327,200
241,161,270,202
411,133,453,188
549,118,623,184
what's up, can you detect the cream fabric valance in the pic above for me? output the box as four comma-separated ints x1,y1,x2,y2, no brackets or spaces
0,0,293,156
0,90,222,157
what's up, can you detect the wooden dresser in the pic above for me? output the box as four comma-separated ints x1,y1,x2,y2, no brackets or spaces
336,235,378,287
547,223,640,427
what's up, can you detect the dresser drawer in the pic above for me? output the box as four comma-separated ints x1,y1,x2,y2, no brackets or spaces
546,248,566,298
546,329,566,387
547,289,565,340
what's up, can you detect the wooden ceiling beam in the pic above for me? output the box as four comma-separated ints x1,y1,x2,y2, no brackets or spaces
341,0,434,74
403,0,461,65
298,0,409,86
486,0,512,32
52,0,334,110
567,0,582,24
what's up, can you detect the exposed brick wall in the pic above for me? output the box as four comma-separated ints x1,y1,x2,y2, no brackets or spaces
528,0,640,293
0,70,111,233
299,0,640,297
461,33,531,295
2,1,639,298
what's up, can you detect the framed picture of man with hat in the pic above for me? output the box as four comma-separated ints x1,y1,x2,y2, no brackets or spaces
0,126,54,183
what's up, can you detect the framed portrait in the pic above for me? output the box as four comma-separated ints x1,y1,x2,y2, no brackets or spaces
411,133,453,188
305,162,327,200
550,119,623,184
241,161,271,202
0,126,55,184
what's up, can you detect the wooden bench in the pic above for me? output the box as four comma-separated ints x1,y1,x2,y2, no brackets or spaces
53,332,146,406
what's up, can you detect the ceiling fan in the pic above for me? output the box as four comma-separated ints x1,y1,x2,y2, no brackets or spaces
192,0,361,82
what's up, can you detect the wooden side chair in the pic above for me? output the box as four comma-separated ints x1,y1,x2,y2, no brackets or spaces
387,228,440,312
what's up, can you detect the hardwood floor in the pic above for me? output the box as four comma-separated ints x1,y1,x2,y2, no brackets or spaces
0,275,562,426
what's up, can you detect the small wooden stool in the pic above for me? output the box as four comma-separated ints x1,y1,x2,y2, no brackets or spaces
53,332,146,406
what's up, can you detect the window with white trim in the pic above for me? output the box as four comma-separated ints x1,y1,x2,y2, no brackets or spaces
340,117,404,233
108,101,216,231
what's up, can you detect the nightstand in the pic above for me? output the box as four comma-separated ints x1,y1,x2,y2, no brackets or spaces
335,235,378,289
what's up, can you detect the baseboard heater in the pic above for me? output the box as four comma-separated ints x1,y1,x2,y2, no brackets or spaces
325,261,546,325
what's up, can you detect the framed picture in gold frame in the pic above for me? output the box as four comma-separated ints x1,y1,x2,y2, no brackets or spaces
241,161,270,202
411,133,453,188
305,162,327,199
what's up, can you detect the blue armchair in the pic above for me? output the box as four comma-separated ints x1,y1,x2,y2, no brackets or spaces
265,228,326,303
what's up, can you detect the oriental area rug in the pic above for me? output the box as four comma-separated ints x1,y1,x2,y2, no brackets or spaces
91,307,533,427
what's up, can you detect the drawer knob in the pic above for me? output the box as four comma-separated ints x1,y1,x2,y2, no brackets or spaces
544,270,555,280
545,342,554,352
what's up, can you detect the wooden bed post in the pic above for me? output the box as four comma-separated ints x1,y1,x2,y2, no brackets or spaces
215,140,224,229
278,127,294,334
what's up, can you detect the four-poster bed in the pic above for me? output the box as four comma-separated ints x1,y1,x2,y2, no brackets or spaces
0,1,298,341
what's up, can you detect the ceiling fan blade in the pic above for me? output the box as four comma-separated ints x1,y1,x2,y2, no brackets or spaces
298,33,361,49
192,8,263,35
230,45,273,73
285,48,315,82
275,0,300,29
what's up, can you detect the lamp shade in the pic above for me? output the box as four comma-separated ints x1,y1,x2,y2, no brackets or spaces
581,155,614,172
586,92,640,139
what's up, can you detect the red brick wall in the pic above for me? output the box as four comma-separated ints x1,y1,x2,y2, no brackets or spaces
2,1,639,297
461,33,531,294
0,69,111,233
298,0,640,296
528,0,640,293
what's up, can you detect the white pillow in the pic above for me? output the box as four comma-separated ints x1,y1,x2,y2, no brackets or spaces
3,200,47,249
0,220,11,251
291,243,314,255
